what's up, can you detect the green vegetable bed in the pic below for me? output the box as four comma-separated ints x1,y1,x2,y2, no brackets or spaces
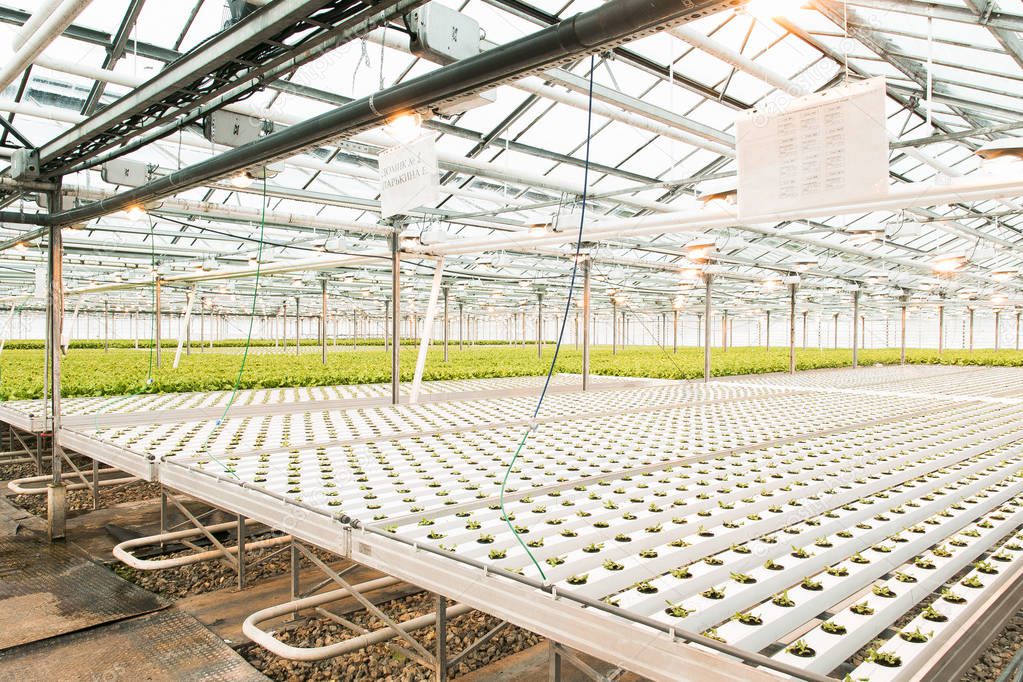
1,345,1020,401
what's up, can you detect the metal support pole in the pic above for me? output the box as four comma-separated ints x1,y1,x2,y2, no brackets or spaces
703,274,712,382
536,292,543,359
294,296,300,356
995,310,1001,351
969,307,975,351
442,287,449,362
900,304,907,365
765,310,771,350
384,299,390,353
833,312,839,349
103,298,109,352
281,300,287,351
237,515,247,590
434,595,448,682
459,304,464,350
852,290,860,368
1016,311,1021,351
802,310,808,349
390,231,401,406
788,283,796,374
320,279,327,364
938,304,945,354
611,299,617,355
290,539,300,620
154,278,162,368
721,310,728,351
582,258,591,390
548,641,562,682
46,192,65,542
672,309,678,353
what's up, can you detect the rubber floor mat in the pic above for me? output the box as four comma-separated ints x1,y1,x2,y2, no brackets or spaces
0,534,167,649
0,609,267,681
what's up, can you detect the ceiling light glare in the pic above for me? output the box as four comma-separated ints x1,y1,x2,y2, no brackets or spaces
124,205,146,221
761,277,782,291
528,224,547,238
931,254,968,274
991,270,1016,282
745,0,805,20
384,112,424,144
230,172,253,189
992,293,1009,305
684,239,716,264
11,241,27,253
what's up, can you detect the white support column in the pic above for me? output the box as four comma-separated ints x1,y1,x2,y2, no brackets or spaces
410,259,445,405
172,289,196,369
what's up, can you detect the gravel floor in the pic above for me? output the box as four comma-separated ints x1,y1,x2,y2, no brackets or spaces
960,609,1023,681
0,461,38,481
240,591,542,681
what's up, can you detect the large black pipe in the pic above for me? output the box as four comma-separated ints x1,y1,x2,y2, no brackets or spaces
40,0,736,227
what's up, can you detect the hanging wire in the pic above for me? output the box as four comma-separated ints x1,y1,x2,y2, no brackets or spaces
192,173,269,478
498,55,597,582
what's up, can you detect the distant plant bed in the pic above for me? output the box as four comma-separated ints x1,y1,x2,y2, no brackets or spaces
2,344,1022,399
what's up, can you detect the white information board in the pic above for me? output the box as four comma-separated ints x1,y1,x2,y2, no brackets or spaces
736,77,889,218
378,136,439,219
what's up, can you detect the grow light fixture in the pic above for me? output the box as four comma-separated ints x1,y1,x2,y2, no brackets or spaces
931,254,968,274
992,293,1008,305
679,267,703,282
991,270,1016,282
528,224,548,238
976,139,1023,161
845,228,882,246
790,257,819,273
684,239,716,263
761,277,783,291
124,205,146,221
11,241,27,253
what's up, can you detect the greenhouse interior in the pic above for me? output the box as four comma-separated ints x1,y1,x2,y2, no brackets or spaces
3,0,1023,680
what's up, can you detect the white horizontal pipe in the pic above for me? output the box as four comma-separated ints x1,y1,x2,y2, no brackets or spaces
0,0,92,92
12,0,63,51
243,579,471,661
7,467,134,494
415,172,1023,270
112,520,292,570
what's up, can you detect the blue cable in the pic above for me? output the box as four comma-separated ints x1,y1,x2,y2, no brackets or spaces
499,54,597,582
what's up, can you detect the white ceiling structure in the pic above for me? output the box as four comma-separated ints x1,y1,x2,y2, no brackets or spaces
1,0,1023,328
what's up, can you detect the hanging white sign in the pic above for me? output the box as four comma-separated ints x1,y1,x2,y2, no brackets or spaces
378,136,439,219
736,77,889,218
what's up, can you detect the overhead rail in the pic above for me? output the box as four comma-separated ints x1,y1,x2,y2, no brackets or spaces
29,0,428,178
23,0,740,226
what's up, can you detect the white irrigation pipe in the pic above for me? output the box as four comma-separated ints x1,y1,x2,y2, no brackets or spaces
7,467,135,494
172,288,195,369
242,576,472,661
409,257,445,405
12,0,63,50
0,0,92,92
112,520,291,570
